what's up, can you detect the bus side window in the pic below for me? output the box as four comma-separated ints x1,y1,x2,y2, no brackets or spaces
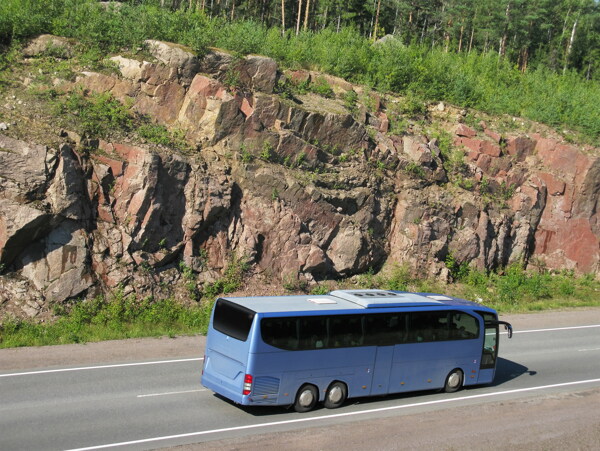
262,318,299,350
299,317,327,350
409,312,446,342
450,312,479,339
330,315,364,348
364,313,406,346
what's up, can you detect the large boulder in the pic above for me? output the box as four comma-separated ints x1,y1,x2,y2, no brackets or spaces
23,35,74,58
144,40,200,85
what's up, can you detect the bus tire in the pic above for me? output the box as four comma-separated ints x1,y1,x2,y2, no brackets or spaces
444,369,463,393
294,384,319,412
323,381,347,409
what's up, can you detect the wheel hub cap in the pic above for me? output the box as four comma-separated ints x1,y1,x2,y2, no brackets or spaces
448,373,460,388
329,386,343,403
299,390,314,407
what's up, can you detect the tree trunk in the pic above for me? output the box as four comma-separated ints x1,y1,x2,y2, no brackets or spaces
499,1,511,57
281,0,286,34
296,0,302,35
563,17,578,74
519,46,529,72
467,7,478,53
392,2,399,35
444,27,450,52
560,7,572,43
468,26,475,53
458,24,464,52
303,0,310,31
373,0,382,41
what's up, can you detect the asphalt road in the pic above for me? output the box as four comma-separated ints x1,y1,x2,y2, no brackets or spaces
1,309,600,451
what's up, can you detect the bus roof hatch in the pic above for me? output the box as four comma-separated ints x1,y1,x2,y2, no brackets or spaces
329,289,444,308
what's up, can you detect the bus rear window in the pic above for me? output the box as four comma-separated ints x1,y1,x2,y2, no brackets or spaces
213,299,256,341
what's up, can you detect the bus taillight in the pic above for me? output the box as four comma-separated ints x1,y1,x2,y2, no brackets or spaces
243,374,253,395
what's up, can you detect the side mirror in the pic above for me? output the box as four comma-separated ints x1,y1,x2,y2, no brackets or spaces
485,320,513,339
498,321,513,338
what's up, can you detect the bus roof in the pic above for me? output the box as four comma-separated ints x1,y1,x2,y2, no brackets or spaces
218,289,493,314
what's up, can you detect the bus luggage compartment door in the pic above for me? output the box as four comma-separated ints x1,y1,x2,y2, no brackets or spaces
370,346,394,395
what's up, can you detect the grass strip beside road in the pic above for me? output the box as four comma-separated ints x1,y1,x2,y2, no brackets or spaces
1,265,599,349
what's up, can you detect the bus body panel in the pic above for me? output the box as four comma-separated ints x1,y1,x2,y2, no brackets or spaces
370,346,394,395
477,368,495,384
388,339,481,392
202,314,256,405
249,346,376,405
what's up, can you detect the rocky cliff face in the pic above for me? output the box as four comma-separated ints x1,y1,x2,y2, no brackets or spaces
1,37,598,318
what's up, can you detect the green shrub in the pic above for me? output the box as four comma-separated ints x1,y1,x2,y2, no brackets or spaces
310,77,334,98
53,89,132,137
202,253,249,300
343,90,358,111
138,122,188,150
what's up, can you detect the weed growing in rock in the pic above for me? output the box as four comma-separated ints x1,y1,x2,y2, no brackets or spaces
53,89,132,137
274,78,295,100
343,90,358,112
404,161,426,178
295,152,306,167
445,252,471,281
283,272,309,292
310,77,334,98
310,284,330,295
179,261,199,301
202,253,250,300
239,145,254,163
397,93,427,118
138,122,188,150
259,141,276,162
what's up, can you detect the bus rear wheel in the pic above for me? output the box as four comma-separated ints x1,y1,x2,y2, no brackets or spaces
294,384,318,412
444,369,463,393
324,381,347,409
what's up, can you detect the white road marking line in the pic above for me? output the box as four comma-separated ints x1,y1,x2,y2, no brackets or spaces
502,324,600,335
578,348,600,352
66,377,600,451
137,389,206,398
0,358,203,378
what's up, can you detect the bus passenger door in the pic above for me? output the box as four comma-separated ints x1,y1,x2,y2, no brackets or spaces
370,346,394,395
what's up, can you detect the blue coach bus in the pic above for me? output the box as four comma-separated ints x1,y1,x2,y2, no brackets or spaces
201,289,512,412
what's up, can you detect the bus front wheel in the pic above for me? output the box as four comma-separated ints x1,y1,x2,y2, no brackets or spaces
444,369,463,393
323,381,347,409
294,384,318,412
